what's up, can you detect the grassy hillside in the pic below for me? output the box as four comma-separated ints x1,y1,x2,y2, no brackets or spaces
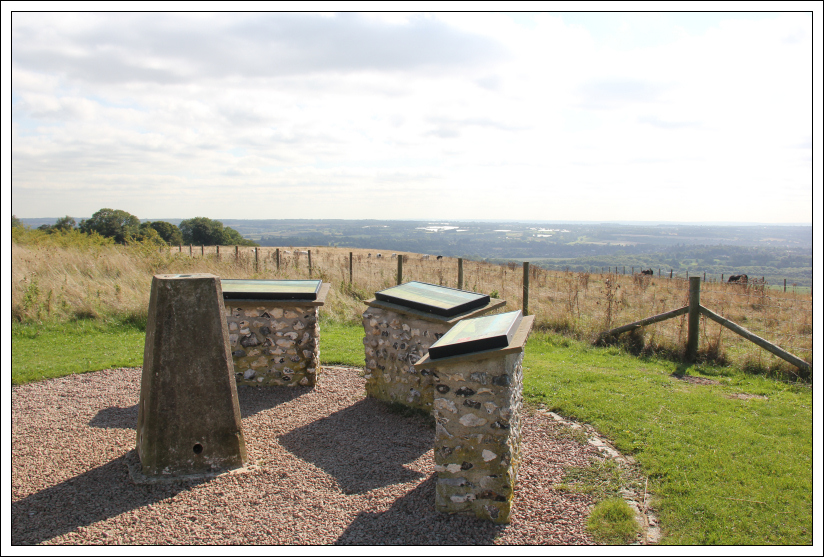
12,234,812,378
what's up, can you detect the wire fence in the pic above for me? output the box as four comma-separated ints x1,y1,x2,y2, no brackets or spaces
170,245,813,373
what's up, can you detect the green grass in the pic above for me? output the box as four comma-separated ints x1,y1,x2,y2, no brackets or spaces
587,498,642,544
318,319,366,367
523,331,812,545
10,320,812,545
12,319,146,384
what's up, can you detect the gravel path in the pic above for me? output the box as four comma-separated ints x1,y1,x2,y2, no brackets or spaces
12,366,602,545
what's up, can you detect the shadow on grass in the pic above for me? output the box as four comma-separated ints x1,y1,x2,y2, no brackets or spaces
11,452,210,545
336,475,506,545
279,397,431,494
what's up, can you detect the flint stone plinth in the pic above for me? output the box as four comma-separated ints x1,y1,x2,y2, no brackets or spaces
224,283,329,387
136,273,247,478
415,315,534,523
361,296,506,413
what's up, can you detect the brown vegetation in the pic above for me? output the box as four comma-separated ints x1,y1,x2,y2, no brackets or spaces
12,238,813,376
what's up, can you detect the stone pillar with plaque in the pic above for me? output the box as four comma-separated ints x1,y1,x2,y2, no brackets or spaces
414,309,535,523
221,279,330,387
362,281,506,413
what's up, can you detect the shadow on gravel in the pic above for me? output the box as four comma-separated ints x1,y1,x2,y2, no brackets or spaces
89,405,138,429
87,384,309,430
336,475,506,545
236,384,312,419
279,398,431,494
11,453,210,545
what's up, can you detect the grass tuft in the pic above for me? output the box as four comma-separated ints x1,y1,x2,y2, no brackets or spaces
587,498,642,544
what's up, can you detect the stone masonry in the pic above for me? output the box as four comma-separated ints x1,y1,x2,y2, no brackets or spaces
361,297,506,414
226,302,320,387
430,351,525,523
361,306,447,412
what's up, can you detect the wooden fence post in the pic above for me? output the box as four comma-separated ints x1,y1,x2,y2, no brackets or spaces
217,245,220,260
523,261,529,316
189,245,193,256
235,245,239,262
458,258,464,290
349,252,353,284
255,248,259,272
784,278,787,292
397,255,403,285
276,248,280,271
686,276,701,361
178,245,182,253
201,245,204,256
308,250,312,277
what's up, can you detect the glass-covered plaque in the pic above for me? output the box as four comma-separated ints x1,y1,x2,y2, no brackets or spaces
374,281,490,317
428,310,523,360
221,279,322,301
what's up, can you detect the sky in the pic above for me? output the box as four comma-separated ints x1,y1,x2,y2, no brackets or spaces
5,4,820,224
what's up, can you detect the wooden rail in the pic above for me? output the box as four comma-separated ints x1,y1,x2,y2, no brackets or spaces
599,306,688,340
599,276,811,373
700,306,811,374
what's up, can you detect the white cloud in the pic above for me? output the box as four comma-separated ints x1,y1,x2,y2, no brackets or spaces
8,10,815,223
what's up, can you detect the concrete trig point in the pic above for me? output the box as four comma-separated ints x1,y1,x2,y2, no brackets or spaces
135,273,248,481
362,281,506,413
414,310,535,523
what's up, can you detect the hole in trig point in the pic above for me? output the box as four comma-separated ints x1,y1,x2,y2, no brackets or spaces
193,443,203,454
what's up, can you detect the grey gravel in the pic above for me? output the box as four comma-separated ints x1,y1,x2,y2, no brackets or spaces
12,366,601,545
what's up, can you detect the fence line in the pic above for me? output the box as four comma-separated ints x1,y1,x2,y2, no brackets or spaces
167,245,813,372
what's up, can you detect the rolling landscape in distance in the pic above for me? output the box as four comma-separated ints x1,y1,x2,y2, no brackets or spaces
18,218,813,289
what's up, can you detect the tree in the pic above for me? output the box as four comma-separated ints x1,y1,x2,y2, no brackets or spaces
53,216,77,232
179,217,257,246
39,216,78,233
12,215,24,229
79,209,141,244
128,225,166,247
141,221,183,245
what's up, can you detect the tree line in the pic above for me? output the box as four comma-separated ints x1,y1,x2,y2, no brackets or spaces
11,209,258,247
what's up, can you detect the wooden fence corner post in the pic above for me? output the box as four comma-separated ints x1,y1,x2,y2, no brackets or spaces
458,258,463,290
523,261,530,316
397,255,403,285
686,276,701,361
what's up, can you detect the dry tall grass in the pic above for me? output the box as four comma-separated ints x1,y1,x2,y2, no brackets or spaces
12,242,813,377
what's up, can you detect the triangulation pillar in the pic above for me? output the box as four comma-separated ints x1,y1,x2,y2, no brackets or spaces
136,273,248,479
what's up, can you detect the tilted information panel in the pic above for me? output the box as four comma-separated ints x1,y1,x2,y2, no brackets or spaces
374,281,490,317
221,279,322,301
427,310,524,360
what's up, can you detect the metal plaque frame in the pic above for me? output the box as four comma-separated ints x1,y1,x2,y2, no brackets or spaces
374,281,490,317
427,310,524,360
221,279,322,301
